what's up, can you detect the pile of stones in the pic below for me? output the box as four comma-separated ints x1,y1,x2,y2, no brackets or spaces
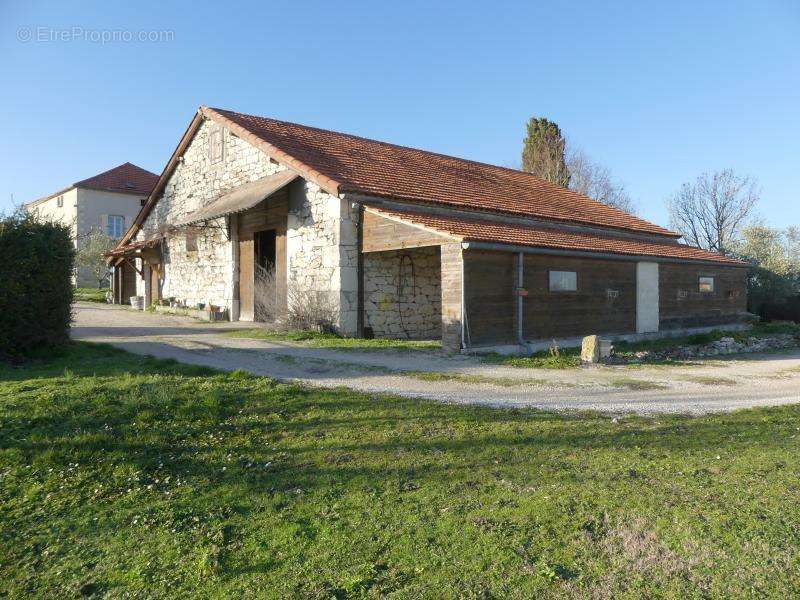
608,333,800,364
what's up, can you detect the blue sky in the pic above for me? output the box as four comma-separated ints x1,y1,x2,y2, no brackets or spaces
1,0,798,229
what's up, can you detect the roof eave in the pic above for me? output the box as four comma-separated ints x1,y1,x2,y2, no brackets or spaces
341,186,682,240
461,241,749,268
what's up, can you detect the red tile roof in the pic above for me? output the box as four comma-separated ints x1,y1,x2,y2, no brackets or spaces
207,108,680,238
74,162,158,196
371,206,746,266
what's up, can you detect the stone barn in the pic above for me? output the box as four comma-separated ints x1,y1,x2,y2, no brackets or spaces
108,106,748,352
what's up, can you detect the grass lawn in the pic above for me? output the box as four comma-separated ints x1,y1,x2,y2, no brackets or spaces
74,288,108,303
225,328,441,352
3,344,800,597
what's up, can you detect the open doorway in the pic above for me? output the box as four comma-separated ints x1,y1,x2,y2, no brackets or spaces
255,230,276,272
254,229,278,322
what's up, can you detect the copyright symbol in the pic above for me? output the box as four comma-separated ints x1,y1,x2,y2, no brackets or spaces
17,27,32,42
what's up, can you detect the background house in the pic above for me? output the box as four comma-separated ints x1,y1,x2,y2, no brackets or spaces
26,162,158,287
109,107,748,352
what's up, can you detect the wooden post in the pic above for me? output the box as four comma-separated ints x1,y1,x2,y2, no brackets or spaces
440,242,464,353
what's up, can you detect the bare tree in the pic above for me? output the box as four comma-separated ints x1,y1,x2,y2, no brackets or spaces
566,147,636,214
75,229,115,288
666,170,760,254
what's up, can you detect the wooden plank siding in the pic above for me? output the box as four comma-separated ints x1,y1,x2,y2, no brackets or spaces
463,250,637,346
237,189,289,320
362,210,453,253
659,263,748,329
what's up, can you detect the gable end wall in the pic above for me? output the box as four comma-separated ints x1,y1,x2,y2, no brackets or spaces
133,118,358,332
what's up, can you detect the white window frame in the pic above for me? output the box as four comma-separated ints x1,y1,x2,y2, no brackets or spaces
549,270,578,292
107,215,125,239
698,276,715,294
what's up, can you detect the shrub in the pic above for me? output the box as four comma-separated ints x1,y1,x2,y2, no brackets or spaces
0,212,74,359
254,264,337,333
286,287,337,333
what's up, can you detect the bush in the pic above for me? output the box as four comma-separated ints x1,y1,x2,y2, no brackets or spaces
0,212,74,359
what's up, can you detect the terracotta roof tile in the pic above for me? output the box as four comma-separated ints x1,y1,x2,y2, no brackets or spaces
209,108,680,238
372,206,746,266
75,162,158,196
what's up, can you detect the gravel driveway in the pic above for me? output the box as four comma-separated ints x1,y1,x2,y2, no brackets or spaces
72,302,800,415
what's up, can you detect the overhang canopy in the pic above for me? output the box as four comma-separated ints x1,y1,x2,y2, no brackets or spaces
177,170,299,226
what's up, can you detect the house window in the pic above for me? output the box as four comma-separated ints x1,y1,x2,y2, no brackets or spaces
699,276,715,293
56,195,63,207
107,215,125,239
209,128,224,164
549,270,577,292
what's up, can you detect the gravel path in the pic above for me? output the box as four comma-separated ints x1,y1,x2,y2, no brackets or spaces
72,302,800,415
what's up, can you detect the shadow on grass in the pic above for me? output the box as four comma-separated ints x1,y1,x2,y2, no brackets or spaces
3,342,799,501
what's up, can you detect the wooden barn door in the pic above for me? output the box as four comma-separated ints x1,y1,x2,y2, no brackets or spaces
239,234,255,321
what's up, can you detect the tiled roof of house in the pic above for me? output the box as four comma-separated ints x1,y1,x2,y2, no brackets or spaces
207,108,680,238
371,206,746,266
74,162,158,196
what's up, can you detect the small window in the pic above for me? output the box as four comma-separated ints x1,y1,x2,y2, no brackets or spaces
209,128,224,164
549,270,577,292
699,276,715,293
56,195,63,207
107,215,125,239
677,289,688,299
140,198,147,206
185,229,198,252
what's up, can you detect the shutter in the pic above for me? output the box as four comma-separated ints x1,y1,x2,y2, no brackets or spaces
100,214,108,235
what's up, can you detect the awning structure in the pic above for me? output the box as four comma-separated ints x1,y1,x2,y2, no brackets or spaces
105,238,161,258
177,170,299,226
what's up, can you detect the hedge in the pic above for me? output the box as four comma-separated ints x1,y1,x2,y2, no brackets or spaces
0,213,74,359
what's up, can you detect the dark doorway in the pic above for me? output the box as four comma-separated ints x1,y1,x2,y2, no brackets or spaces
255,229,277,272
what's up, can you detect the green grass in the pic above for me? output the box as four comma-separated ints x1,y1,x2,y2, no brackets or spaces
609,377,669,391
405,371,553,388
680,375,739,386
225,328,441,352
483,323,800,371
3,343,800,597
74,287,108,303
482,348,582,370
615,322,800,356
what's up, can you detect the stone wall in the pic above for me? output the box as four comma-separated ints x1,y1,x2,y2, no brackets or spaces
363,246,441,339
136,117,284,307
286,182,358,334
134,115,358,331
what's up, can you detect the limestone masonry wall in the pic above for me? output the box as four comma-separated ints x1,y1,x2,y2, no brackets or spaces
363,246,441,339
136,118,284,307
134,116,357,331
286,182,358,334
